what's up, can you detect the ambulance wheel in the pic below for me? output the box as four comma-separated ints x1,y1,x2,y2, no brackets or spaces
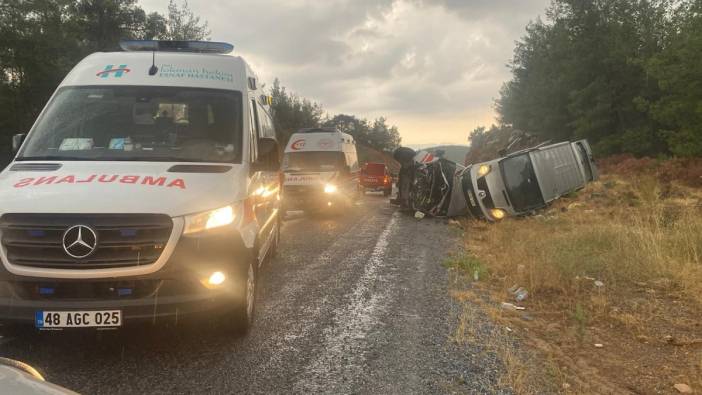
221,257,256,335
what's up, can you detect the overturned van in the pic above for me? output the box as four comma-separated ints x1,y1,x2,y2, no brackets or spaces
0,40,281,333
459,140,597,221
281,127,360,213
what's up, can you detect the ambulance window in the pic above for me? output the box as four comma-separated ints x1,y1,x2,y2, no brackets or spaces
256,103,275,139
157,103,188,124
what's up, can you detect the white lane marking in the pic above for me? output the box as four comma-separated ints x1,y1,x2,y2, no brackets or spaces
257,213,387,369
295,213,399,392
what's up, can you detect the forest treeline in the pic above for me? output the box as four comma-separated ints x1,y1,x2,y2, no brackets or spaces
0,0,400,166
0,0,210,164
480,0,702,158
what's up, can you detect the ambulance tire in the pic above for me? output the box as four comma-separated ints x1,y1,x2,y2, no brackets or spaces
221,255,257,336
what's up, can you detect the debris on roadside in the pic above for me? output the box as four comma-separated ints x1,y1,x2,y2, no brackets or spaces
567,202,584,210
594,280,605,288
508,285,529,302
414,211,425,220
674,383,693,394
500,302,526,312
594,343,604,348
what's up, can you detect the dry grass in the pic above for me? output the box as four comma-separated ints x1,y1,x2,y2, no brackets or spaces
452,173,702,394
473,176,702,304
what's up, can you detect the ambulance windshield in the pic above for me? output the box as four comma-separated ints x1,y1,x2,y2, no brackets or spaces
17,86,243,163
282,151,346,172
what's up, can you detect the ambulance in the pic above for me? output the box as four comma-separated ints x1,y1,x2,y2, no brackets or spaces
281,127,360,213
0,40,281,334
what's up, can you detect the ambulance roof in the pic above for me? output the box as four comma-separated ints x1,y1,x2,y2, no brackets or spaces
60,50,254,92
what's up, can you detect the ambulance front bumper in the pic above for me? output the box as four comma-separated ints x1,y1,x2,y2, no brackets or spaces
0,225,253,327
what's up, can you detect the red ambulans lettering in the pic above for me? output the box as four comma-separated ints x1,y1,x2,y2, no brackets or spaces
167,179,186,189
141,176,166,186
56,175,76,184
35,176,57,185
13,178,34,188
13,175,187,189
120,175,139,184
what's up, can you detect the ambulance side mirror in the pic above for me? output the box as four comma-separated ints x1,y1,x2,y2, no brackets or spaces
251,138,280,172
12,134,26,154
257,138,277,156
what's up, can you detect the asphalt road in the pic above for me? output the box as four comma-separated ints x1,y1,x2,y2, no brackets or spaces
0,195,503,394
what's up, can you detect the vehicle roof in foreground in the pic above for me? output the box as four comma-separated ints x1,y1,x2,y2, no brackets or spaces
60,44,252,92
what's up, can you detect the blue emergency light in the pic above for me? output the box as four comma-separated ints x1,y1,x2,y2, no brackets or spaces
119,40,234,54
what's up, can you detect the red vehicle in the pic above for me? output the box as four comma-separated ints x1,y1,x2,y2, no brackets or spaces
360,162,393,196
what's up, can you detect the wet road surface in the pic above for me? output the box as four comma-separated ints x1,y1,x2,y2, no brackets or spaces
0,195,503,394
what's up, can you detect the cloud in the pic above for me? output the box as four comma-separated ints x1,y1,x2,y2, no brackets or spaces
140,0,549,144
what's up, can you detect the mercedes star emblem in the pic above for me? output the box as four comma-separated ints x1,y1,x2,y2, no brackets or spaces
62,225,98,259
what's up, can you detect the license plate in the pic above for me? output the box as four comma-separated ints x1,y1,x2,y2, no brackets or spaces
35,310,122,328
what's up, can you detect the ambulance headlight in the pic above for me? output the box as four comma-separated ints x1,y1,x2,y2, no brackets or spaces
324,184,338,194
183,205,238,235
477,165,492,177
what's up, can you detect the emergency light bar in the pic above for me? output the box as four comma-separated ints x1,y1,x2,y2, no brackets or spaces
119,40,234,54
298,127,339,134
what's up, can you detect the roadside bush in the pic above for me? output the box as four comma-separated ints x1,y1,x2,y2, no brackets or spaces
598,154,702,188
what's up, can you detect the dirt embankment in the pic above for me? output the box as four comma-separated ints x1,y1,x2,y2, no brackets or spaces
448,161,702,394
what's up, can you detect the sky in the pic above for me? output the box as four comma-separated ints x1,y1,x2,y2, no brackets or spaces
141,0,550,147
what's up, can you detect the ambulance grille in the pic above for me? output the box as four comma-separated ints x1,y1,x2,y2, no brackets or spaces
0,214,173,270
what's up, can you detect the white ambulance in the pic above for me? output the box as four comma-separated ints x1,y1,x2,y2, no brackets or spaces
281,127,360,213
0,40,281,334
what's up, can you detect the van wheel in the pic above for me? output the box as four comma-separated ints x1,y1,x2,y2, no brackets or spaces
221,258,256,335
